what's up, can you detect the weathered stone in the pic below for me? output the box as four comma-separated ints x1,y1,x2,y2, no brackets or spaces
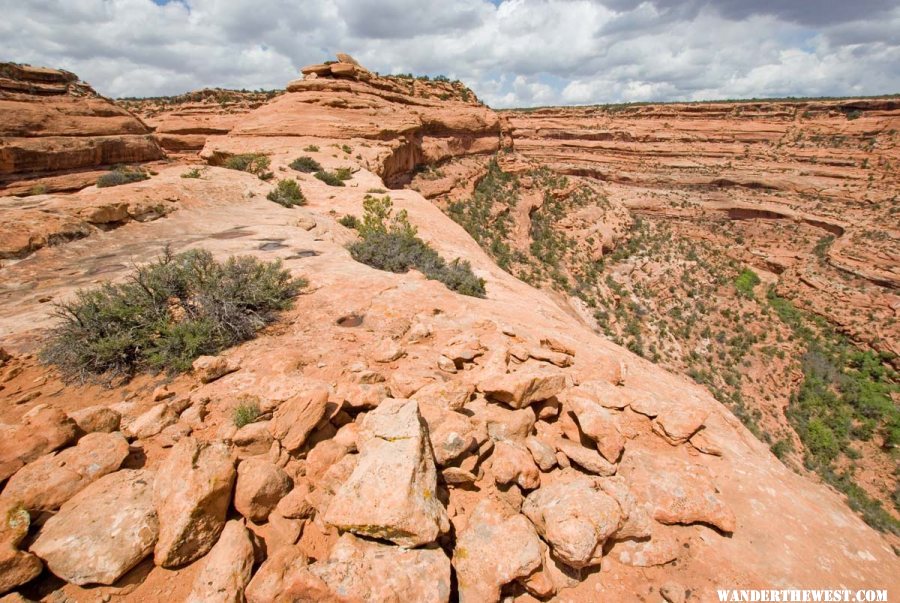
419,402,478,466
274,483,314,520
68,405,121,434
233,421,274,459
522,472,621,568
269,389,329,452
652,405,709,445
483,402,535,442
289,534,451,602
324,399,448,547
564,390,625,462
491,441,540,490
192,355,239,383
525,436,557,471
620,450,735,533
125,403,177,439
477,370,566,409
153,438,236,567
576,379,630,409
234,459,292,523
30,470,158,586
453,497,542,603
521,541,580,599
1,432,129,513
186,520,254,603
0,502,41,595
246,545,309,603
0,407,77,482
412,380,474,410
372,339,405,363
599,476,652,540
552,438,617,476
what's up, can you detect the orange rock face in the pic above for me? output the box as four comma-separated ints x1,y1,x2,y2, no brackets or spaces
0,63,164,194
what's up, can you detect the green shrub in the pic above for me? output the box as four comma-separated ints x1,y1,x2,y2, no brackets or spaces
289,156,323,173
233,401,261,427
223,153,272,180
338,214,359,229
335,167,353,180
96,167,149,188
303,144,320,152
27,183,48,196
267,179,306,207
734,268,760,297
341,144,352,154
348,195,485,297
314,170,346,186
41,249,304,382
181,168,201,179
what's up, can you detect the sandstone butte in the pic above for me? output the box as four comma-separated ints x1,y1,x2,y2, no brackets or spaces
0,55,897,602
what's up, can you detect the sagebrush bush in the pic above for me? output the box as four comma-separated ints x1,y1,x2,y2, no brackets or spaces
314,170,346,186
290,156,323,173
223,153,273,180
41,249,304,382
181,168,201,179
267,179,306,207
338,214,359,229
233,401,261,427
348,195,486,297
96,167,149,188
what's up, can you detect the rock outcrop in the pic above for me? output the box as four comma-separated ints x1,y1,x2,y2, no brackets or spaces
0,62,164,193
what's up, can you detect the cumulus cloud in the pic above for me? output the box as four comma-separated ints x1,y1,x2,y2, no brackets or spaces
0,0,897,107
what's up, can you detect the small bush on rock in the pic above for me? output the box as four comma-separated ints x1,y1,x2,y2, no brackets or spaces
314,170,346,186
348,195,486,297
96,167,149,188
290,156,323,173
223,153,273,180
267,179,306,207
181,168,202,179
233,401,261,427
41,248,304,383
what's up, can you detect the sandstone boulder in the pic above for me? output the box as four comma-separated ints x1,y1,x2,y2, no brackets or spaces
192,355,238,383
0,503,41,595
525,436,557,471
324,399,448,547
553,438,617,476
412,380,473,410
246,545,309,603
233,421,274,459
477,370,566,409
153,438,236,567
483,402,535,442
283,534,451,602
0,407,77,482
67,405,121,434
1,432,129,513
268,389,329,452
491,441,540,490
453,498,542,603
620,450,735,533
234,459,292,523
522,472,621,568
30,469,158,585
419,402,479,466
125,403,178,439
563,390,625,462
186,520,254,603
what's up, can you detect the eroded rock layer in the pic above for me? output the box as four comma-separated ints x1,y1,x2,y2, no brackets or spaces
0,63,164,193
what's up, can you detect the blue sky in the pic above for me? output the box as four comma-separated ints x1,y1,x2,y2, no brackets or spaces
1,0,897,106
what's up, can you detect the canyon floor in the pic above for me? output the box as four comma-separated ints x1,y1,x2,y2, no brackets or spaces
0,57,898,602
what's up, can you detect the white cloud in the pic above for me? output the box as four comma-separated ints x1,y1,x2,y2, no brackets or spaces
0,0,897,106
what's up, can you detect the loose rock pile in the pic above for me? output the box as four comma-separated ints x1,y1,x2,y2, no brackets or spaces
0,320,734,602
